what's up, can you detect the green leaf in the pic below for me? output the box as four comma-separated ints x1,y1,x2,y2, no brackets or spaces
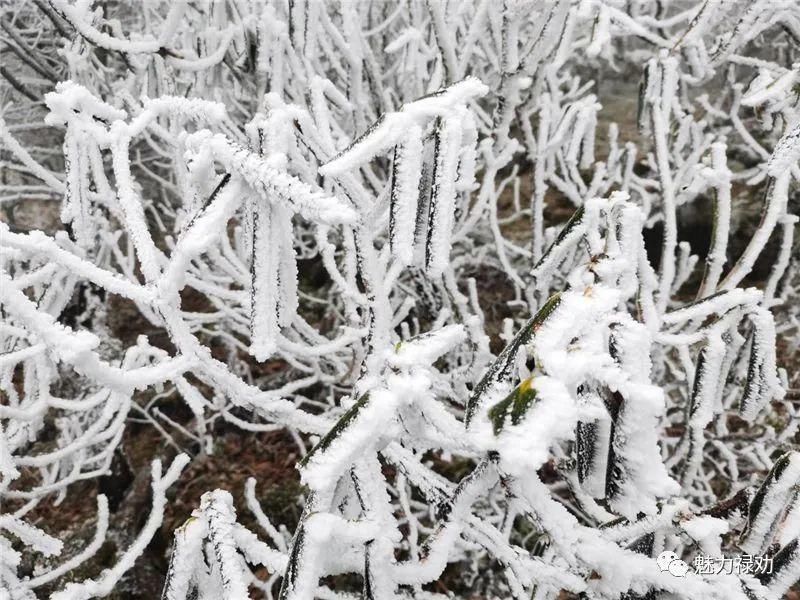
488,377,538,434
299,394,371,469
465,292,561,425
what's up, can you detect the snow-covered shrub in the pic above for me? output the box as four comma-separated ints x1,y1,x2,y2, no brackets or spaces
0,1,798,598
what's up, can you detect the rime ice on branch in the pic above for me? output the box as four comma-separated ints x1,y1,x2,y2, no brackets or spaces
0,1,798,599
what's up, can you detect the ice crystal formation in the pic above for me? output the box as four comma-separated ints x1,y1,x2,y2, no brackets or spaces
1,1,799,599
